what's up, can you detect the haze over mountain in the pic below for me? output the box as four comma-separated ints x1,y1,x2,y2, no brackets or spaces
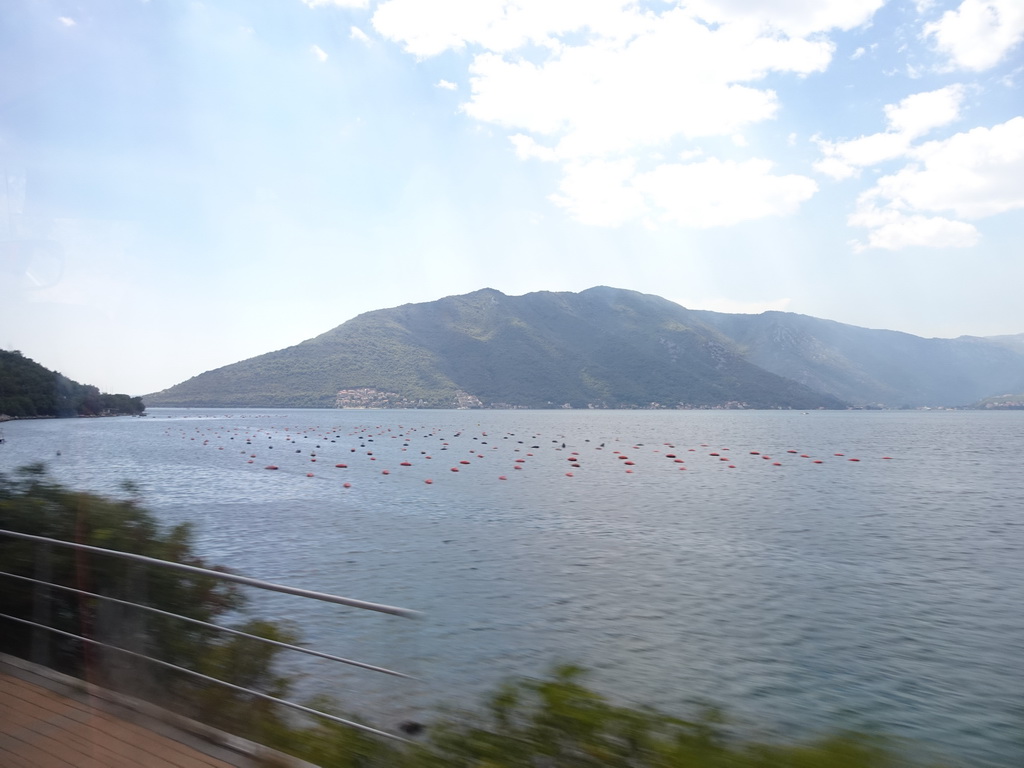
144,288,1024,410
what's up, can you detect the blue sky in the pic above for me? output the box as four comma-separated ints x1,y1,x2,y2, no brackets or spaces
2,0,1022,395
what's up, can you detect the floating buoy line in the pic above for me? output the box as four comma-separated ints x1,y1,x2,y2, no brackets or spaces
161,418,891,492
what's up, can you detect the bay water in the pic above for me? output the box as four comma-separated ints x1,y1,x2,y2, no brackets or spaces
2,408,1022,766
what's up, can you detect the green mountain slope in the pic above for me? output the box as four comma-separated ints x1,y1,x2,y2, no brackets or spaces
144,287,1024,410
0,350,145,418
692,311,1024,407
144,287,843,409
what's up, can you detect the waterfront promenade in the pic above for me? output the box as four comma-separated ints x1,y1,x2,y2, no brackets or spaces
0,654,314,768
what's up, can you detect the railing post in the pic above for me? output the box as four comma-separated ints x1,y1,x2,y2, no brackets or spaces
31,541,52,667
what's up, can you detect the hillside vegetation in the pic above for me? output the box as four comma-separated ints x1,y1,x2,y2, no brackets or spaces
0,350,144,418
145,288,841,410
144,287,1024,410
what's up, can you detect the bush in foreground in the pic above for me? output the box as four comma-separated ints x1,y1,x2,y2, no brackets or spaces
0,465,293,738
283,664,940,768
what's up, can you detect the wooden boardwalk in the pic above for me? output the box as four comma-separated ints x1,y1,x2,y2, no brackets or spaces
0,655,316,768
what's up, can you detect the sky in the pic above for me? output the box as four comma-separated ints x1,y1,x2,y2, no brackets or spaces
1,0,1022,396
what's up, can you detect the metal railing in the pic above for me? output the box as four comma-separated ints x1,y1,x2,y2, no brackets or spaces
0,528,420,742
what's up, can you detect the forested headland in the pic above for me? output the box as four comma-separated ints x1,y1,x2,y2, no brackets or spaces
0,349,144,418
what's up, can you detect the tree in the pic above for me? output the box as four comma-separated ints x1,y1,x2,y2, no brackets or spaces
0,465,292,741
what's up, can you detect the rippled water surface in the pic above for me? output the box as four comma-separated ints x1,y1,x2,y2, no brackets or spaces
3,409,1023,765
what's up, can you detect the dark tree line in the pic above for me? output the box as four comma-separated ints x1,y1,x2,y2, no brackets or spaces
0,350,144,418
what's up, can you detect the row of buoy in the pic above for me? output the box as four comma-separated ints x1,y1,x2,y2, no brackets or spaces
169,421,893,490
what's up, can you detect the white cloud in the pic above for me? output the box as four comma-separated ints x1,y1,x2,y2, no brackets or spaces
58,16,76,27
462,11,831,160
311,44,328,62
375,3,842,156
436,79,458,90
633,158,818,227
372,0,648,58
373,0,883,56
350,26,371,44
848,205,979,250
302,0,369,8
684,0,885,37
851,46,866,60
551,156,817,228
885,85,966,137
510,134,558,161
850,117,1024,248
923,0,1024,71
883,117,1024,219
815,85,965,178
821,132,912,176
549,159,647,227
372,1,879,229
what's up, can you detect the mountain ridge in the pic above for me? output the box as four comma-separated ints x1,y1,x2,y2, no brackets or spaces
143,287,1024,410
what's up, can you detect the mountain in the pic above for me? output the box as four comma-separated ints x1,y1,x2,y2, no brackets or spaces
982,333,1024,353
144,287,842,410
0,350,145,418
691,311,1024,408
143,287,1024,410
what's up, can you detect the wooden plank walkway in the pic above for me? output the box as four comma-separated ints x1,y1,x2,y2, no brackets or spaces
0,655,317,768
